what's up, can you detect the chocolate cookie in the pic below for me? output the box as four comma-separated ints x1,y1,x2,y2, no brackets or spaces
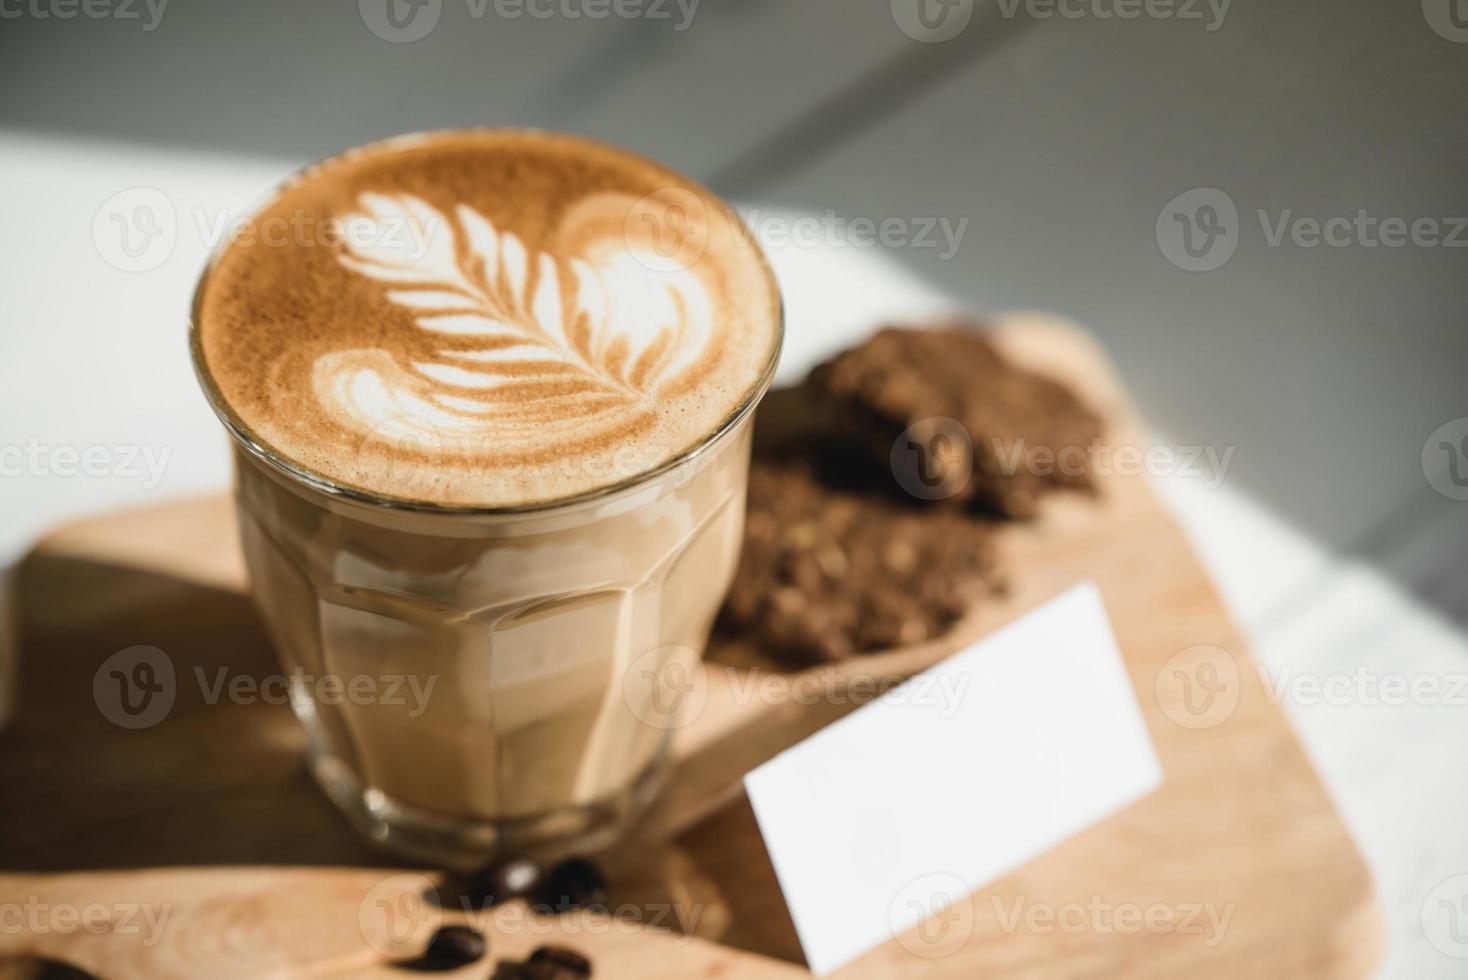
721,455,1002,664
808,325,1104,518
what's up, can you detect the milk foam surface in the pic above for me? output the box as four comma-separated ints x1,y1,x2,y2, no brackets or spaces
195,130,781,508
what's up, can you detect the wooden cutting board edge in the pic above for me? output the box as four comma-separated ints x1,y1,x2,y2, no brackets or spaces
0,313,1387,979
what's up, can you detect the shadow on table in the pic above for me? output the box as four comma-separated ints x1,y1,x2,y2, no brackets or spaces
0,551,384,871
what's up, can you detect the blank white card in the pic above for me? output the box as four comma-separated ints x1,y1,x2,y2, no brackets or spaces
743,583,1164,976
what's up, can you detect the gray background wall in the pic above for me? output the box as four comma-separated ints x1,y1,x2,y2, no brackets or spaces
3,0,1464,617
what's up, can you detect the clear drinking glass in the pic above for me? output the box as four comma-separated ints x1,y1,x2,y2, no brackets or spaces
192,327,776,867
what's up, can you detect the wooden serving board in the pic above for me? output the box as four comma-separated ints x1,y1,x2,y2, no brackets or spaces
0,318,1383,979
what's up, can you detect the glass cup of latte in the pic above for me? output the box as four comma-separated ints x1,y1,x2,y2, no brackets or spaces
189,130,781,865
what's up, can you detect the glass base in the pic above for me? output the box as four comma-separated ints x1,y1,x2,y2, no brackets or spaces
308,748,666,870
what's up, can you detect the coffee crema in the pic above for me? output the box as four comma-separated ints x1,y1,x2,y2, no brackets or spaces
193,130,781,508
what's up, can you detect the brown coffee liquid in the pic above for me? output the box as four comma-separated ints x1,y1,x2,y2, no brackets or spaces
194,129,781,508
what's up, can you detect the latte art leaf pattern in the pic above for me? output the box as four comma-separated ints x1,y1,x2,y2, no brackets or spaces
196,131,781,508
318,192,720,452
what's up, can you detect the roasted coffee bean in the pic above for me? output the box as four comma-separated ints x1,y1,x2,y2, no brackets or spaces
420,924,488,969
720,453,1002,664
533,857,608,913
467,856,544,908
4,959,102,980
808,324,1104,519
489,965,532,980
524,945,593,979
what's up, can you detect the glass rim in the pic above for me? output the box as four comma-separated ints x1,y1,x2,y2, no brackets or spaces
187,127,784,519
